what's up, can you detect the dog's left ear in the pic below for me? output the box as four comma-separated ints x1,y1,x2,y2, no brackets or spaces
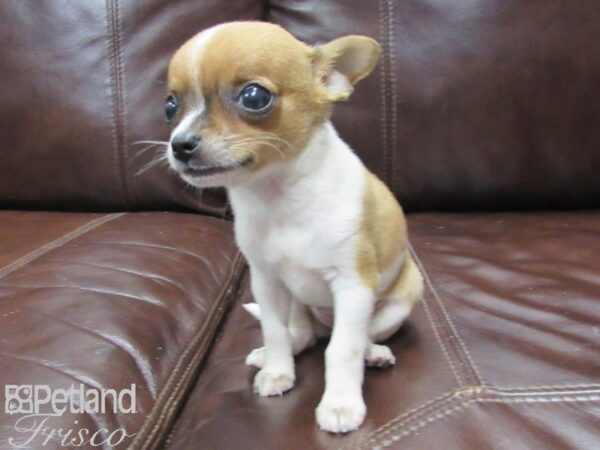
313,36,381,102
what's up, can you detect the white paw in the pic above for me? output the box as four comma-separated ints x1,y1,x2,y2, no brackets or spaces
316,395,366,433
245,347,265,368
365,344,396,368
253,369,295,397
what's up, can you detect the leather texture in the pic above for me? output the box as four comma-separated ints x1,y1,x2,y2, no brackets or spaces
0,0,599,449
271,0,600,211
2,0,599,213
0,0,263,213
167,213,600,450
0,211,246,449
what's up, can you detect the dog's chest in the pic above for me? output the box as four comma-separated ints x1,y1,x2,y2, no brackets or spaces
236,214,336,307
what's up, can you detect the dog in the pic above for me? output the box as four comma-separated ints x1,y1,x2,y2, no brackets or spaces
165,21,423,433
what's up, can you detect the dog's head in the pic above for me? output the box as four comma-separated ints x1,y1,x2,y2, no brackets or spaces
165,21,380,187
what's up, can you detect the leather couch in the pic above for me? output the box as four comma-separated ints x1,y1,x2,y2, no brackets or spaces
1,1,598,449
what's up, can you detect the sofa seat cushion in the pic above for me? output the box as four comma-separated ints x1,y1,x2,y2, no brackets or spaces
0,211,245,450
166,212,600,450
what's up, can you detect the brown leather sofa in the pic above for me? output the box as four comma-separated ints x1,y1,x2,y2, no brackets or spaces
1,1,599,449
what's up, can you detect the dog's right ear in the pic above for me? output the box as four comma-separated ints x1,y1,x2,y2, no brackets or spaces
312,36,381,102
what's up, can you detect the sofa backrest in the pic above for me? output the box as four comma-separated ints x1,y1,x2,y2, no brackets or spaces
0,0,263,215
1,0,599,213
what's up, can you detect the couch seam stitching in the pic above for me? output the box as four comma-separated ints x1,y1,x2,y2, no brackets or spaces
409,241,485,386
495,384,600,392
163,269,250,450
370,399,470,449
113,0,135,208
105,0,134,209
0,213,125,280
379,0,390,187
133,252,244,449
363,387,600,449
418,283,463,386
152,257,247,450
346,391,457,450
408,243,463,386
386,0,397,195
130,252,246,450
373,396,600,449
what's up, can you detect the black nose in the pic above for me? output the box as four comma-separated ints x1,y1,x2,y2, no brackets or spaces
171,133,201,163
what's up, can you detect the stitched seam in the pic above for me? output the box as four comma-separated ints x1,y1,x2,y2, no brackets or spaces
374,396,600,449
113,0,134,208
386,0,397,194
0,213,125,280
495,384,600,392
419,287,463,386
478,395,600,403
364,387,600,449
163,269,250,450
147,257,247,450
130,252,246,450
360,396,463,449
134,252,245,450
409,242,483,385
488,387,600,398
373,401,472,449
105,0,134,209
379,0,390,186
409,242,485,386
407,242,463,386
146,254,246,450
349,391,458,450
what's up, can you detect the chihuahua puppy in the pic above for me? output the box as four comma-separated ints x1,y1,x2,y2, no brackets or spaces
165,22,423,433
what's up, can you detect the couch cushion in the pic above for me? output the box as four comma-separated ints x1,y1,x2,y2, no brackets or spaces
166,212,600,450
0,211,245,450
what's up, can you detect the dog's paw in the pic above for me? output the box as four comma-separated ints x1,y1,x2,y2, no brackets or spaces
253,368,295,397
365,344,396,368
316,395,366,433
245,347,266,368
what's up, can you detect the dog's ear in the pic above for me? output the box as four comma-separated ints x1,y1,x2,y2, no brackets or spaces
312,36,381,102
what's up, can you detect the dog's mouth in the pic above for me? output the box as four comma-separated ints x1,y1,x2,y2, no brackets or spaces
182,156,254,178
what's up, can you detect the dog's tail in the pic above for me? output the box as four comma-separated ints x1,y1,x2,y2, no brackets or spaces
242,303,261,320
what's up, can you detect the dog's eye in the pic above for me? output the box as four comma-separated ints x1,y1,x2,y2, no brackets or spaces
238,84,273,113
165,95,179,122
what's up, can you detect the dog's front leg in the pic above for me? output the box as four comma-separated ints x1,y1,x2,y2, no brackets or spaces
316,279,374,433
250,267,295,397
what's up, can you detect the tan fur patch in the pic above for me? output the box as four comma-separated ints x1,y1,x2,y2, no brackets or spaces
166,22,380,172
167,23,329,171
356,171,408,290
384,255,423,306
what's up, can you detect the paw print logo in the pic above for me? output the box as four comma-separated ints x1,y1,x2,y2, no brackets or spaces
5,385,33,414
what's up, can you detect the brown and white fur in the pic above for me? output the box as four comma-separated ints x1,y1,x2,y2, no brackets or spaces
165,22,423,433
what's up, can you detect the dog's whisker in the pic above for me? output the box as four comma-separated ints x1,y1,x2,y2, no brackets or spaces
228,143,259,158
132,144,167,160
228,145,261,164
246,140,289,158
228,138,294,158
222,134,296,155
135,154,168,176
132,140,169,146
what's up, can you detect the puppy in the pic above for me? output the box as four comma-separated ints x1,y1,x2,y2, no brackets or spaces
165,22,423,433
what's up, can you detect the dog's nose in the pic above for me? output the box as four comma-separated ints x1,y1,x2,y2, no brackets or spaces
171,133,201,163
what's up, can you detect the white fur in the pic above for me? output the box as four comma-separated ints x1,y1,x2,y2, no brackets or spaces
228,123,380,432
171,120,413,432
167,25,416,435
